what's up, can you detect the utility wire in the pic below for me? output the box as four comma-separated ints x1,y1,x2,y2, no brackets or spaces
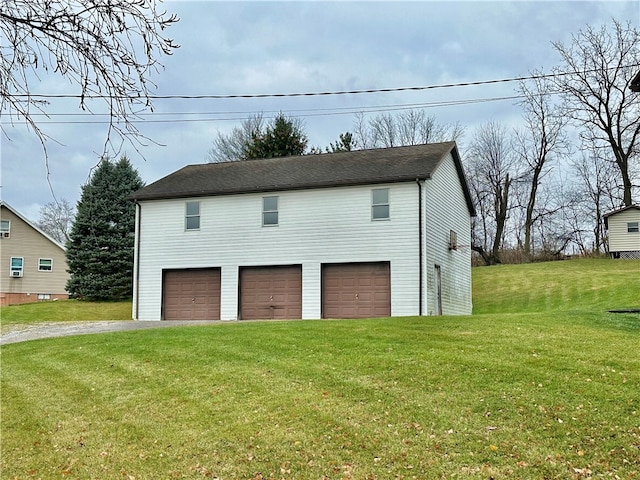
13,67,619,101
24,95,524,117
16,95,527,125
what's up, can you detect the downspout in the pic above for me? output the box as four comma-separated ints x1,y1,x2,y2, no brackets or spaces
134,201,141,320
416,179,424,316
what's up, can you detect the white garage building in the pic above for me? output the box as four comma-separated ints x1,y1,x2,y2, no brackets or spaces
131,142,475,321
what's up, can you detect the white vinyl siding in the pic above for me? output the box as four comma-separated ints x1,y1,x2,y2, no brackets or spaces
607,209,640,253
135,183,420,320
423,153,473,315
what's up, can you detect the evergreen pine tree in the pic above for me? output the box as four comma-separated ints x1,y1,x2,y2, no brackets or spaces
244,113,308,159
66,156,144,300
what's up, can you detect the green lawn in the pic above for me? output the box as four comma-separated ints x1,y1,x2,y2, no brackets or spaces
0,300,132,331
1,259,639,479
472,258,640,314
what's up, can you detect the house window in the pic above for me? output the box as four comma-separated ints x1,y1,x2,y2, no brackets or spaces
0,219,10,238
628,222,639,233
262,196,278,226
185,201,200,230
449,230,458,250
372,188,390,220
38,258,53,271
10,257,23,278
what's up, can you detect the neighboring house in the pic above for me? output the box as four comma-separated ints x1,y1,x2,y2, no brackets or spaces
131,142,475,321
604,205,640,259
0,201,70,306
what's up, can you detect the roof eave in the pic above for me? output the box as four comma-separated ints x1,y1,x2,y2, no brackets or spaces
132,175,435,202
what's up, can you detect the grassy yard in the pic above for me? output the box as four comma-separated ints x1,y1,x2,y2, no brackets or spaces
0,300,132,330
472,258,640,314
1,259,639,479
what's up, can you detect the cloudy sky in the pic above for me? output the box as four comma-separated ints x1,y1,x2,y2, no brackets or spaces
1,0,638,221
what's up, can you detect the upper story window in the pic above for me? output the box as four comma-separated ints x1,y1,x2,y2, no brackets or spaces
38,258,53,272
628,222,639,233
1,219,10,238
372,188,390,220
185,201,200,230
10,257,23,278
262,196,279,226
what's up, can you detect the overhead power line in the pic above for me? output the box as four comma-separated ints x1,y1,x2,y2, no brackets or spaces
25,95,526,125
15,67,631,101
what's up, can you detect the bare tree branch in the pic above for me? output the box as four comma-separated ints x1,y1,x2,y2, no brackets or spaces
466,121,515,265
514,72,570,256
0,0,179,158
36,198,75,244
352,110,465,150
551,19,640,206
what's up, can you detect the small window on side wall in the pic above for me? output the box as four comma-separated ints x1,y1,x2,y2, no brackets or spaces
185,201,200,230
0,219,10,238
10,257,23,277
628,222,639,233
38,258,53,271
262,196,278,226
372,188,390,220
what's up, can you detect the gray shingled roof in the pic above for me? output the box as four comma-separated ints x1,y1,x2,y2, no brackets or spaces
132,142,475,215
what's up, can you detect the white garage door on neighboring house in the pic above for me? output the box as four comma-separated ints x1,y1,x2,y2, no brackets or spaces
239,265,302,320
163,268,221,320
322,262,391,319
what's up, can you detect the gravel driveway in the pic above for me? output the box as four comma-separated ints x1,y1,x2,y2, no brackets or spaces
0,320,223,345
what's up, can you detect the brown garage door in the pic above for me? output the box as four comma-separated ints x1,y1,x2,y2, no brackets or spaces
239,265,302,320
163,268,221,320
322,262,391,319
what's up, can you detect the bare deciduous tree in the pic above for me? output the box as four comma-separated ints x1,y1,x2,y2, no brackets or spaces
551,19,640,206
513,74,570,257
466,121,515,265
207,114,265,162
36,198,75,244
352,110,464,149
1,0,179,153
569,142,621,254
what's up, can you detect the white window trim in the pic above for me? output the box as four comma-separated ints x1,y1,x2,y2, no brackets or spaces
185,201,201,231
627,222,639,233
0,219,10,238
38,258,53,272
371,188,390,221
262,196,279,227
10,256,23,277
